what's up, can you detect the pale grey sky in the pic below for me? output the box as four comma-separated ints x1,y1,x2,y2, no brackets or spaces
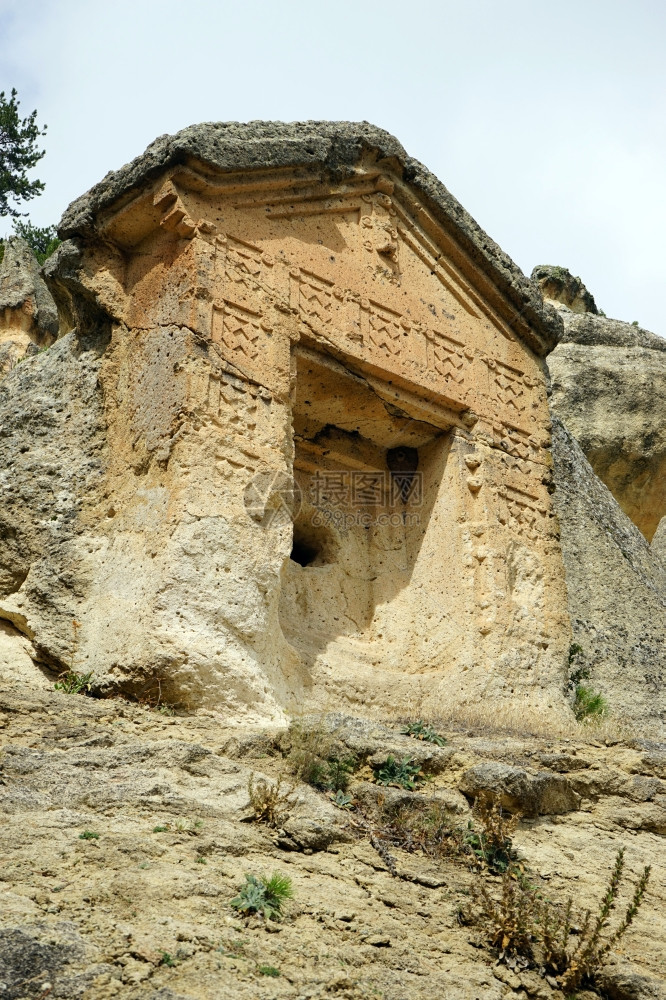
1,0,664,335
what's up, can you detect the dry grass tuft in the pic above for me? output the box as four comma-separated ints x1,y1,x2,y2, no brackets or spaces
247,773,296,828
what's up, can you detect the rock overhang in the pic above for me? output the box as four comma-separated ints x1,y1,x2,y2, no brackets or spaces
57,120,562,357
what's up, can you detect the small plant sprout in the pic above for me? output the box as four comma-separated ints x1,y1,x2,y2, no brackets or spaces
330,789,354,809
373,755,424,790
79,830,99,840
152,825,168,833
230,872,294,922
257,965,280,977
159,951,176,967
55,670,93,695
401,720,446,746
174,818,203,835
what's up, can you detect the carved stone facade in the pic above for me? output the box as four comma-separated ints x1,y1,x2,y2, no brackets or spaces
0,124,571,722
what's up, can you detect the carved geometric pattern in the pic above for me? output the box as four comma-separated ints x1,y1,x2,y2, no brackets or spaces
428,330,466,383
222,236,267,311
298,270,334,330
499,425,533,462
366,301,402,357
486,360,526,415
202,231,541,443
504,490,546,543
213,302,262,360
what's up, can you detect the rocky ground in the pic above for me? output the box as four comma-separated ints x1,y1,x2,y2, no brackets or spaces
1,674,665,1000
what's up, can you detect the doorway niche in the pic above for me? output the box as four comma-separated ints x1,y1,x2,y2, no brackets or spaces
279,346,449,676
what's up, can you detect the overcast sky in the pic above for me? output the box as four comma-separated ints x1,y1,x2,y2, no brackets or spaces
1,0,664,336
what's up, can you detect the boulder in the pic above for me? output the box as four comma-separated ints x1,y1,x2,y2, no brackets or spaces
596,962,665,1000
458,761,581,816
0,236,59,377
532,264,598,314
304,713,456,774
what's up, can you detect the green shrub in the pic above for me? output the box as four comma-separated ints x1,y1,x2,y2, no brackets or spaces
258,965,280,977
574,685,608,722
373,754,423,790
231,873,293,922
79,830,99,840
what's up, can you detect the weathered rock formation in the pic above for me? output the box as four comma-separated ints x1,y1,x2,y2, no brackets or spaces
0,236,59,376
550,416,666,728
535,266,666,542
0,122,574,723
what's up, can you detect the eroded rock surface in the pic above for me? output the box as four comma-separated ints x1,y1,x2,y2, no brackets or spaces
0,682,664,1000
550,416,666,729
0,237,59,376
534,265,666,542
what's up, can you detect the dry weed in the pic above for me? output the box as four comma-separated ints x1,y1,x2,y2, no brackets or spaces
473,847,651,991
247,773,296,828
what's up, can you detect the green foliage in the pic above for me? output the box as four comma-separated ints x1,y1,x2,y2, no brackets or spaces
566,644,607,721
11,219,60,264
574,685,608,722
285,723,357,792
632,320,639,327
54,620,91,694
473,847,651,991
373,754,423,790
79,830,99,840
55,670,93,695
196,856,207,864
257,965,280,977
159,951,176,967
230,872,294,922
248,773,296,827
401,720,446,746
151,818,202,834
0,88,47,219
